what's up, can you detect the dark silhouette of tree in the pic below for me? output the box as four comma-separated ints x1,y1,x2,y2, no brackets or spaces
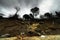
9,7,20,19
9,13,18,19
44,12,55,25
0,13,4,19
31,7,39,16
55,11,60,17
40,15,45,19
15,7,20,14
44,12,52,18
23,14,31,20
29,14,34,19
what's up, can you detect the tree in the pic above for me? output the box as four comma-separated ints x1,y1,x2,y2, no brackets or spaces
23,14,31,20
31,7,39,16
40,15,45,19
44,12,52,18
9,7,20,19
0,13,4,19
44,12,56,25
55,11,60,17
15,7,20,14
29,14,34,19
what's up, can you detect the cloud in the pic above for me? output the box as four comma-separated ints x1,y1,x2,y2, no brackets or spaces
0,0,19,7
0,0,60,18
50,0,60,13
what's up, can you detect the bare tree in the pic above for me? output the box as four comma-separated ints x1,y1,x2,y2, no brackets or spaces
15,7,20,14
9,7,20,19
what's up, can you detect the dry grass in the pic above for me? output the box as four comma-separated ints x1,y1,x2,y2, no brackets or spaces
0,19,60,40
0,35,60,40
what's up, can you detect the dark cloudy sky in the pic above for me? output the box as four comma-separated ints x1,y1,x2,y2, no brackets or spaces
0,0,60,18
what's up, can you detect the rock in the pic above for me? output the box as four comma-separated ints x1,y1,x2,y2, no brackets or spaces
1,34,11,37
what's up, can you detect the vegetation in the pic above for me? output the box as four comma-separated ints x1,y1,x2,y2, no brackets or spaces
0,7,60,40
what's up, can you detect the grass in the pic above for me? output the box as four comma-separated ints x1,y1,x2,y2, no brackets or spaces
0,35,60,40
0,19,60,40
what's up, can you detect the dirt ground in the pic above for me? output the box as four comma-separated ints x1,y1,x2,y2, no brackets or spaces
0,35,60,40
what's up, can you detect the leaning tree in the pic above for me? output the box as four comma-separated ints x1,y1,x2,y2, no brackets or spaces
15,6,20,14
9,6,20,19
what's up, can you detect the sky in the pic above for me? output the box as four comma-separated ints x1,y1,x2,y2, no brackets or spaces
0,0,60,18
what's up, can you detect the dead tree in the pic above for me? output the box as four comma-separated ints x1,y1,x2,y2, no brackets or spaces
9,7,20,19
